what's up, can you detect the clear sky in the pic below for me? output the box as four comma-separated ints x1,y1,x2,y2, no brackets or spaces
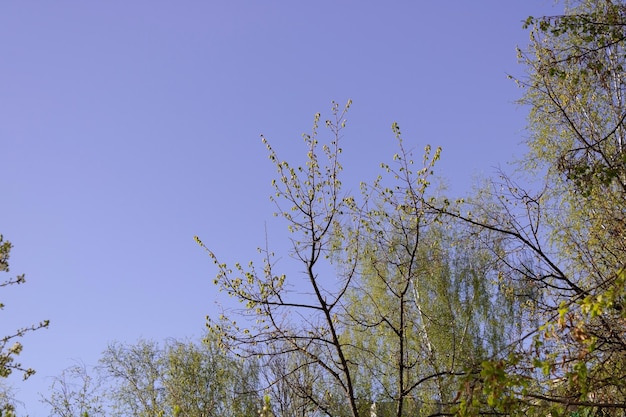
1,1,561,415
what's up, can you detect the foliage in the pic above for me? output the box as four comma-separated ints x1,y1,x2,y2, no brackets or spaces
0,235,50,382
516,1,626,413
164,338,259,417
196,101,523,416
195,4,626,410
0,234,49,415
0,384,18,417
196,100,364,417
100,339,168,417
41,335,260,417
441,1,626,415
98,336,260,417
338,128,521,416
33,3,626,416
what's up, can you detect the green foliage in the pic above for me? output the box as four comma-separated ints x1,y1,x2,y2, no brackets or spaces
453,1,626,415
0,384,17,417
43,335,260,417
164,337,259,417
97,336,260,417
197,100,363,417
520,0,626,408
196,102,526,417
258,394,275,417
100,340,167,417
0,234,49,415
339,130,520,416
193,5,626,414
0,235,50,382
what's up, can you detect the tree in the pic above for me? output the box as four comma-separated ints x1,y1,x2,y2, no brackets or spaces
339,128,447,417
515,2,626,413
437,1,626,415
195,2,626,415
0,383,19,417
0,234,49,415
99,340,168,417
260,343,324,417
0,235,50,381
196,102,521,416
41,362,106,417
343,224,519,417
338,127,522,417
163,338,259,417
197,101,363,416
92,336,260,417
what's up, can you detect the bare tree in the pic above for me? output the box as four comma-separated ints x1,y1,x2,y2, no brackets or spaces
41,362,106,417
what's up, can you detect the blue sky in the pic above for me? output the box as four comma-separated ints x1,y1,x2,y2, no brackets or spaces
1,1,561,415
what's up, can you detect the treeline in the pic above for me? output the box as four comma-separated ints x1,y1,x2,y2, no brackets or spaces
3,0,626,415
195,0,626,415
39,337,259,417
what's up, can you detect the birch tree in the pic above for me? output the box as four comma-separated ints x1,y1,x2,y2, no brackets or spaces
442,2,626,414
340,128,519,417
